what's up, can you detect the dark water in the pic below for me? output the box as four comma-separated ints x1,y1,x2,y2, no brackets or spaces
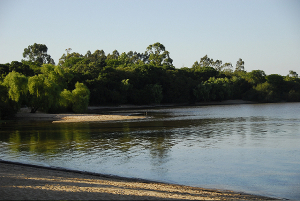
0,103,300,200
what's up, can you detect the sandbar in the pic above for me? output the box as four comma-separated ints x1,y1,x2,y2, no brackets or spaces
14,108,145,123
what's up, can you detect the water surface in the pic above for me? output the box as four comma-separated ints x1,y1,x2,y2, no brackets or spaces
0,103,299,199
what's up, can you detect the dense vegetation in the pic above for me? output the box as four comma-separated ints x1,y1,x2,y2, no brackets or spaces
1,42,299,119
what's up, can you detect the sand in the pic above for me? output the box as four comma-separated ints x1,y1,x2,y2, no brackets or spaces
14,108,146,123
0,161,277,200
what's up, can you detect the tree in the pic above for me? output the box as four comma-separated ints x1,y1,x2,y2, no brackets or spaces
151,84,163,104
106,50,120,60
212,59,223,71
2,71,28,103
0,83,19,119
28,74,60,113
59,52,83,66
40,64,73,90
266,74,284,87
192,55,216,68
9,61,34,76
59,89,73,110
192,66,218,82
71,82,90,113
146,42,173,67
220,62,233,74
248,70,266,85
193,77,232,102
23,43,55,65
235,58,245,72
0,63,10,78
88,49,107,67
197,55,214,68
287,70,298,79
1,71,28,118
193,82,212,101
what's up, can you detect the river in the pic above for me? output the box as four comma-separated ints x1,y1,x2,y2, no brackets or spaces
0,102,299,200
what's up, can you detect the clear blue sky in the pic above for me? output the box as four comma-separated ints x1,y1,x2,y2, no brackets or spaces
1,0,299,76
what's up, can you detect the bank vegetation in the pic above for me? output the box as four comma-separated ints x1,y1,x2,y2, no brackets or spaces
1,43,299,119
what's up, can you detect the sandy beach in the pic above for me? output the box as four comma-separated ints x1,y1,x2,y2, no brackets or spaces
0,161,277,200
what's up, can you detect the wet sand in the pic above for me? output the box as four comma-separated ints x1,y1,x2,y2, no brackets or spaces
0,161,277,200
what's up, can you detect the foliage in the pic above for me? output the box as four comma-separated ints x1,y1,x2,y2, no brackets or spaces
2,71,28,103
59,89,73,110
0,83,19,119
193,77,231,101
146,42,173,67
28,74,61,113
235,58,245,72
23,43,55,65
0,42,299,119
247,70,266,85
71,82,90,113
9,61,34,77
0,63,10,79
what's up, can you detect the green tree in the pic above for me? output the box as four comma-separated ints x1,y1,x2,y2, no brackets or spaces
0,63,10,79
1,71,28,119
106,50,120,60
235,58,245,72
192,55,225,71
254,82,277,102
9,61,34,77
28,74,60,113
85,49,107,68
146,42,173,67
192,66,218,82
151,84,163,104
194,77,232,102
59,89,73,110
59,53,84,68
193,82,212,101
23,43,55,65
71,82,90,113
285,70,299,81
2,71,28,103
0,83,19,119
266,74,284,88
40,64,73,90
220,62,233,74
289,70,298,78
192,55,214,68
248,70,266,85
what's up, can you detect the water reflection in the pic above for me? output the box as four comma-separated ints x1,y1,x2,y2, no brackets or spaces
0,103,300,199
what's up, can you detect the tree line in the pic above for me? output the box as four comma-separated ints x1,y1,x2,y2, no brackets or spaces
1,42,299,119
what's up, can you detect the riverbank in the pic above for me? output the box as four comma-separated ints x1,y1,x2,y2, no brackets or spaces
0,161,277,200
15,107,146,123
14,100,254,123
87,100,255,112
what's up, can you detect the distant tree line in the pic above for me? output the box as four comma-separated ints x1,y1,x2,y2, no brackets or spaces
1,42,299,119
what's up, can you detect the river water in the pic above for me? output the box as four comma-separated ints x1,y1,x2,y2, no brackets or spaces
0,102,299,200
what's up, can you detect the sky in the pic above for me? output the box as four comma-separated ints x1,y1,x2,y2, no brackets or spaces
0,0,299,76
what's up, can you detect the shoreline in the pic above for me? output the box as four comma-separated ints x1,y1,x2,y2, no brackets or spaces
87,100,256,112
13,100,255,123
0,160,278,200
14,108,146,123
